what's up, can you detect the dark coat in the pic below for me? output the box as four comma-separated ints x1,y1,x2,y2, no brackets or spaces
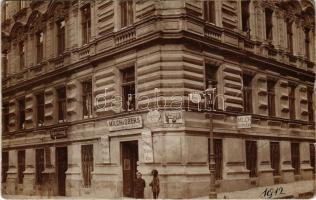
134,178,146,198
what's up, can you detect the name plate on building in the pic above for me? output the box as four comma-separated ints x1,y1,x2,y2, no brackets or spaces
107,115,143,131
50,127,68,139
237,115,252,129
142,129,154,163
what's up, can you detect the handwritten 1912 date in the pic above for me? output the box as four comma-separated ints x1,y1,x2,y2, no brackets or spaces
260,187,286,198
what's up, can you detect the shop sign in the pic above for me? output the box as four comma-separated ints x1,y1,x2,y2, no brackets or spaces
107,115,143,131
142,129,154,163
50,127,68,139
163,110,183,124
237,115,252,129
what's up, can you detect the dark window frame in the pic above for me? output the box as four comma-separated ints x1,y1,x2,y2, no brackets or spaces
270,142,280,176
35,148,45,185
203,1,216,24
243,74,253,114
2,102,9,132
57,87,67,122
305,28,310,59
286,19,293,53
291,143,300,175
289,84,296,120
17,150,25,184
36,31,44,63
56,19,65,55
208,139,223,180
2,52,8,78
18,98,25,130
241,0,250,34
265,8,273,41
81,144,93,188
205,65,219,110
246,140,257,177
2,151,9,183
120,0,134,28
19,41,25,69
82,80,93,118
121,67,135,111
310,143,315,174
81,5,91,45
36,92,45,126
267,79,276,117
307,87,314,122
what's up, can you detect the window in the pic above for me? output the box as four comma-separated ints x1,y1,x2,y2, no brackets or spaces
243,74,253,113
208,139,223,180
310,143,315,174
267,80,276,117
81,5,91,44
289,85,296,120
19,42,25,69
120,0,133,28
121,67,135,111
203,1,216,24
81,144,93,187
36,31,44,63
291,143,300,175
35,149,44,184
2,103,9,132
57,20,65,55
265,8,273,41
2,53,8,78
18,98,25,129
305,28,310,59
205,65,219,109
241,0,250,33
57,87,66,122
18,150,25,184
246,140,257,177
270,142,280,176
307,87,314,122
2,151,9,183
36,93,44,126
82,80,93,118
286,20,293,53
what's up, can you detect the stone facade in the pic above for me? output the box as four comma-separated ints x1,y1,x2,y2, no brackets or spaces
1,0,315,198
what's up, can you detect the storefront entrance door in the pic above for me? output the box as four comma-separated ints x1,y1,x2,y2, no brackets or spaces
56,146,68,196
122,141,138,197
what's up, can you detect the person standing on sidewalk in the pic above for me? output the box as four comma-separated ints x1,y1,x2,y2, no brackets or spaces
149,169,160,199
135,171,146,199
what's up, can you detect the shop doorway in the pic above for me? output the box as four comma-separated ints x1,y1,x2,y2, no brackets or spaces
121,141,139,197
56,146,68,196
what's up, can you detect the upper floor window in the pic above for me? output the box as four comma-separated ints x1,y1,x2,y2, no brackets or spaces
2,53,8,78
82,80,93,118
120,0,133,28
18,150,25,184
2,151,9,183
246,140,257,177
289,84,296,120
19,42,25,69
291,143,300,175
57,87,66,122
241,0,250,33
267,79,276,117
205,65,219,109
121,67,135,111
36,93,44,126
57,20,65,55
265,8,273,41
307,87,314,122
2,103,9,132
81,5,91,45
18,98,25,129
35,148,44,185
203,1,216,24
81,144,93,188
243,74,253,113
36,31,44,63
305,28,310,59
286,19,293,53
270,142,280,176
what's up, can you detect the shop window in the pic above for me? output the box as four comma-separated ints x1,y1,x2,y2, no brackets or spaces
121,67,135,111
246,140,257,177
120,0,133,28
81,5,91,44
270,142,280,176
36,31,44,63
82,80,93,118
18,98,25,129
289,85,296,120
2,151,9,183
81,144,93,187
241,0,250,33
267,80,276,117
18,150,25,184
243,74,253,113
307,87,314,122
265,8,273,41
57,87,66,122
35,149,44,184
203,1,216,24
291,143,300,175
36,93,44,126
57,20,65,55
310,143,315,174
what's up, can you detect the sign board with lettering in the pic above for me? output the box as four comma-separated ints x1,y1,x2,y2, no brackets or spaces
50,127,68,139
107,115,143,131
237,115,252,129
100,136,110,164
141,129,154,163
163,110,183,124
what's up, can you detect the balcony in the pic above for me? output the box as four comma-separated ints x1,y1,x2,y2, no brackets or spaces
115,26,136,46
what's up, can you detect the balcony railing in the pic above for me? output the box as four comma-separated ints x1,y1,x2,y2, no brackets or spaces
115,26,136,46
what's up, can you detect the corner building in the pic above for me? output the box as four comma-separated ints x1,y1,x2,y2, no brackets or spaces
1,0,315,198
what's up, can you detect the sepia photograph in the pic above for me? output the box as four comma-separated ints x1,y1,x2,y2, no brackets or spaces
0,0,315,199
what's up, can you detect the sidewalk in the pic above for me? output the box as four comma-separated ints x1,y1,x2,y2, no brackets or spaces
198,180,315,199
2,180,315,199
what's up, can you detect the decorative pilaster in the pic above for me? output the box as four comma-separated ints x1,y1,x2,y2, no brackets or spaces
6,150,18,195
280,141,294,183
300,142,313,180
257,140,274,186
65,144,81,196
23,149,36,195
